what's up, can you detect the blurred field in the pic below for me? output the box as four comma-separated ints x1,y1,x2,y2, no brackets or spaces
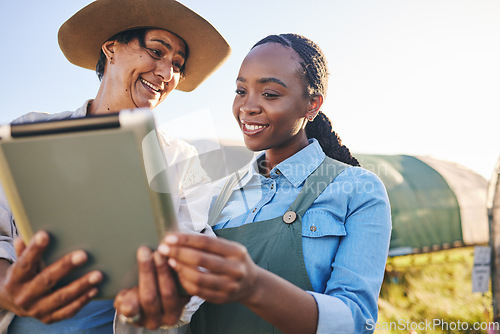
376,247,495,334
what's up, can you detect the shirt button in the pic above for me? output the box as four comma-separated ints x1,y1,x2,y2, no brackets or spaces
271,184,274,189
276,169,281,174
310,225,317,232
283,211,297,224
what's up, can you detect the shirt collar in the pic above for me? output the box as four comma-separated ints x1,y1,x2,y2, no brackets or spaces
273,138,325,187
71,99,93,118
236,138,325,189
71,102,175,149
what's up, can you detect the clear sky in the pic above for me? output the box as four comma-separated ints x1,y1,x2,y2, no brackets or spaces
1,0,499,179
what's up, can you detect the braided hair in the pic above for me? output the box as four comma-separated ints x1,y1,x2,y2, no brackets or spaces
252,34,360,167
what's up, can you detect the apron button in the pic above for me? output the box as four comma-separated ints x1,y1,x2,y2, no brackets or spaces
283,211,297,224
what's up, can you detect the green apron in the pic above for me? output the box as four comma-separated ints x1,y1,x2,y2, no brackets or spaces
190,157,348,334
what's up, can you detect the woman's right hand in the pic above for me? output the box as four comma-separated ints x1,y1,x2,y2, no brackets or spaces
0,231,102,324
114,246,190,330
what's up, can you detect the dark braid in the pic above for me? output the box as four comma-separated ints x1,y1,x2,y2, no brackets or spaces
305,112,360,166
252,34,360,167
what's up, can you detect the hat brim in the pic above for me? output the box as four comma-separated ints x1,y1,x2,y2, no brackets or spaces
58,0,231,92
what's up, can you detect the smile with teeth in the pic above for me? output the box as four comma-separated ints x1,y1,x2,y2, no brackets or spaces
245,124,267,131
242,122,269,135
141,78,162,92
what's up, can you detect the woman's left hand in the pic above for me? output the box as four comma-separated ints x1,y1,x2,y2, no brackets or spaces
159,233,320,334
158,233,263,306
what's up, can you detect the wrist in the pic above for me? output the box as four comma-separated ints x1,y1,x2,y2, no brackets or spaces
159,319,188,330
159,307,189,329
242,266,268,309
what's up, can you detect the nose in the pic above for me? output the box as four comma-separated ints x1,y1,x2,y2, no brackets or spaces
154,60,174,82
239,94,261,115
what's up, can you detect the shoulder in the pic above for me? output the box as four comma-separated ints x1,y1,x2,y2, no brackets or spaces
10,100,91,124
328,166,389,204
336,166,386,187
316,166,391,232
343,164,381,176
11,110,76,124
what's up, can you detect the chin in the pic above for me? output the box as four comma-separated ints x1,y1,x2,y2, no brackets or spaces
131,97,159,110
244,138,266,152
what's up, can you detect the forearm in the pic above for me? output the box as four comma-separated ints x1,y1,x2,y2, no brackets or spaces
244,266,318,334
162,233,319,333
0,258,10,274
0,258,15,311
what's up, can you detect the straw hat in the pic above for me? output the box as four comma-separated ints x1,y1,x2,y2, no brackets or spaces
58,0,231,92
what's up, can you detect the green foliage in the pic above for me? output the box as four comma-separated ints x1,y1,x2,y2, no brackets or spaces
376,247,495,334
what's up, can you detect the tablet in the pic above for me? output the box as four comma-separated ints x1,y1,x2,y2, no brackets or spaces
0,109,178,299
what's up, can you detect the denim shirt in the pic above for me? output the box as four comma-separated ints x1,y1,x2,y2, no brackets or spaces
212,139,392,334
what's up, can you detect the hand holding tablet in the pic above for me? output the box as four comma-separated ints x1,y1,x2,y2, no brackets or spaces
0,109,178,299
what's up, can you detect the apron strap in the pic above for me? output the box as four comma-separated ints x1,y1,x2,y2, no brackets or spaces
209,157,349,227
208,170,247,226
287,157,349,218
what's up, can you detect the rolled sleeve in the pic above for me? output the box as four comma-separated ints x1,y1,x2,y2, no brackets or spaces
307,291,354,334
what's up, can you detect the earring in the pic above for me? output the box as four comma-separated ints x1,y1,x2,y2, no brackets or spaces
110,57,114,65
307,115,314,121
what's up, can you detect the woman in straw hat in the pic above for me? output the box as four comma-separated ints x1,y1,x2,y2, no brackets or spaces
0,0,230,333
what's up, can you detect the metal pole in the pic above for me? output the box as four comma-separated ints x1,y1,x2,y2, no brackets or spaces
488,157,500,329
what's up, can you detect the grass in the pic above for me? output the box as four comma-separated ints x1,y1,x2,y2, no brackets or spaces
376,247,495,334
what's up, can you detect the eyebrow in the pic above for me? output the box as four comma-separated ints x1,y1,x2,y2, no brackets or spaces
236,77,287,88
151,39,186,59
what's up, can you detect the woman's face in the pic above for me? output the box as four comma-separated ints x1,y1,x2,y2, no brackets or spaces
233,43,312,155
103,29,186,110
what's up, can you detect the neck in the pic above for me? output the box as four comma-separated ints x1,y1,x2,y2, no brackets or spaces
88,83,116,115
262,136,310,176
89,75,140,115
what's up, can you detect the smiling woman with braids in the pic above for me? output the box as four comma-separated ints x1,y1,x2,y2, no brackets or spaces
116,33,391,334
